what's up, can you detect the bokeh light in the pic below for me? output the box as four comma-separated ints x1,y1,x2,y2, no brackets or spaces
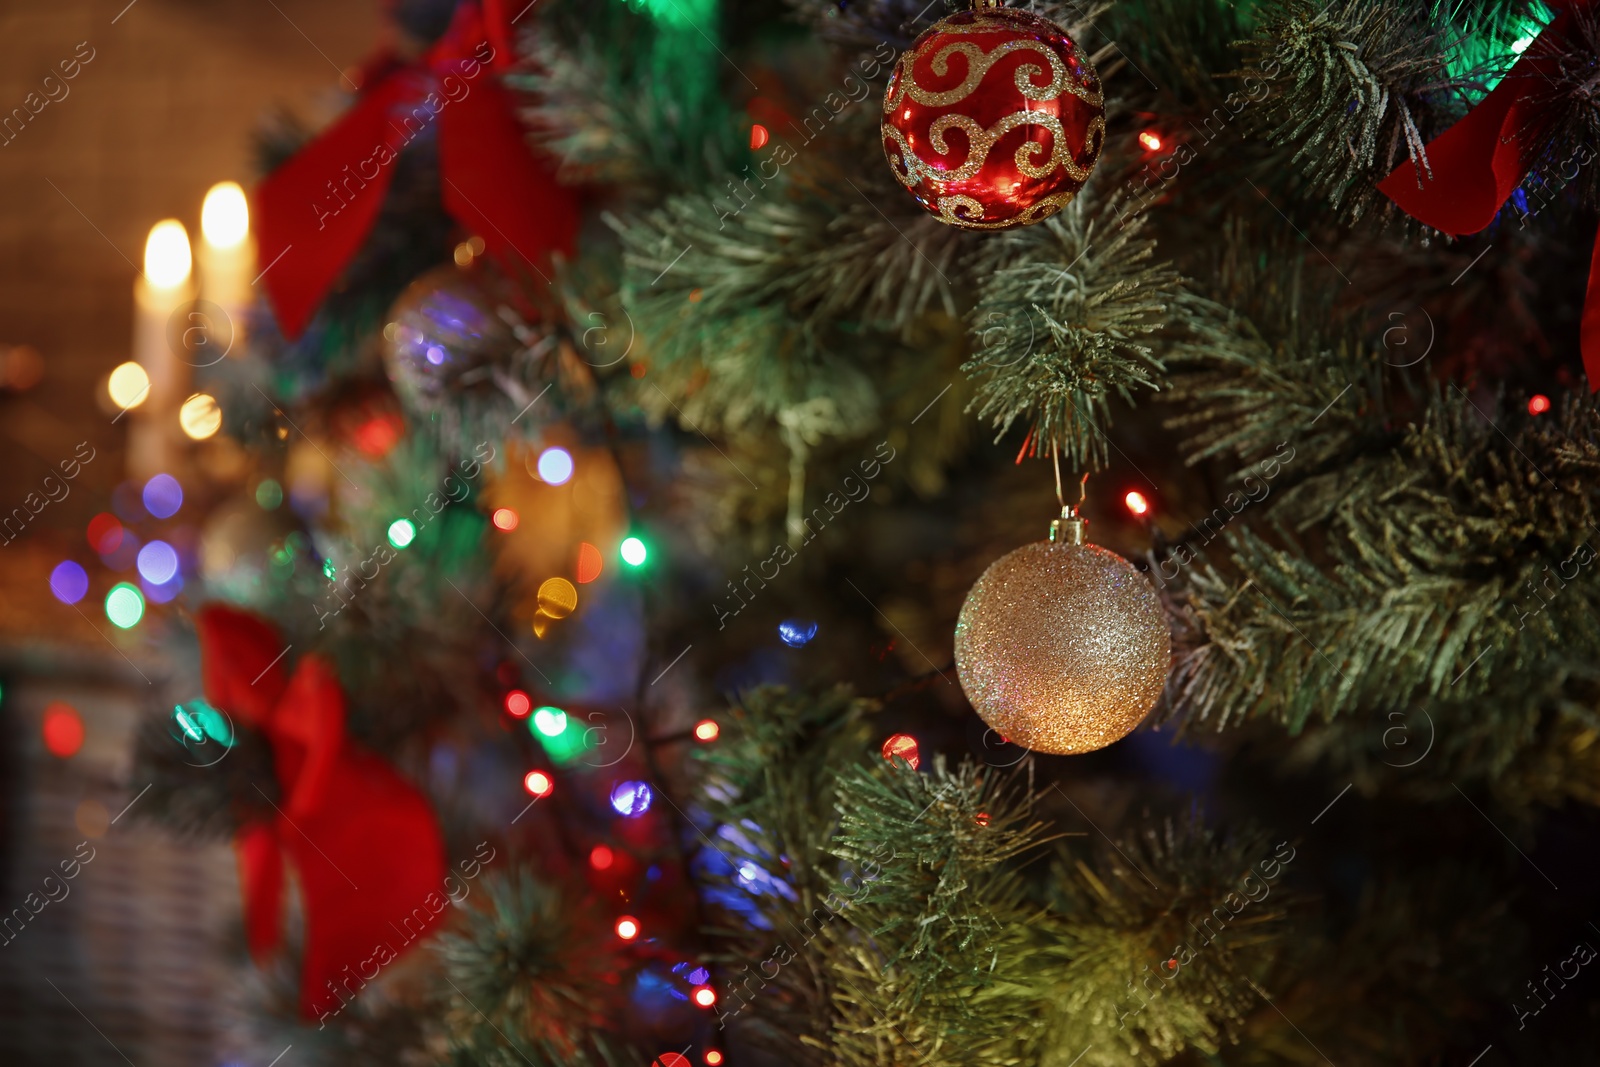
143,474,183,518
1528,393,1551,415
179,392,223,439
107,362,150,410
42,702,85,758
491,507,519,531
136,540,179,585
620,536,648,567
105,582,145,629
616,916,640,941
1138,130,1163,151
536,447,574,485
750,123,769,150
387,518,417,549
143,219,192,288
76,798,110,838
1124,490,1150,517
694,719,720,742
255,479,283,509
88,513,122,553
881,733,920,770
504,690,532,718
533,705,568,738
576,542,603,584
778,619,817,648
692,986,716,1008
201,181,250,248
523,770,554,798
537,577,578,619
653,1054,687,1067
49,560,89,604
610,780,654,817
590,844,615,870
705,1052,724,1066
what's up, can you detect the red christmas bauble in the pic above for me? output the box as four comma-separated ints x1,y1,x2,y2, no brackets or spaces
881,1,1105,230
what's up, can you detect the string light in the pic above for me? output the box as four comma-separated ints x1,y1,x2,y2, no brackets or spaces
1124,490,1151,517
692,986,717,1008
144,220,192,289
611,780,654,817
693,719,720,742
620,536,648,567
107,362,150,410
750,123,770,150
590,845,615,870
49,561,89,605
42,702,85,758
537,577,578,619
523,770,554,798
881,733,920,770
176,392,222,439
1528,394,1551,415
504,690,532,718
1138,130,1163,151
88,513,122,552
533,706,569,737
387,518,417,549
142,473,183,518
778,619,818,647
616,916,640,940
201,182,250,248
576,542,603,583
105,583,145,629
705,1052,724,1066
492,507,519,531
537,446,574,485
136,540,179,585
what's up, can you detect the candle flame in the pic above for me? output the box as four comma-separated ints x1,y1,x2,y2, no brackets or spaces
201,182,249,248
144,220,192,288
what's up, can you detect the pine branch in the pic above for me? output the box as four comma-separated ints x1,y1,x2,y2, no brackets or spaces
961,177,1191,470
1235,0,1453,222
435,867,635,1066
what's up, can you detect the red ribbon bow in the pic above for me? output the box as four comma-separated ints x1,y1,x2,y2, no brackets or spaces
253,0,578,339
197,605,446,1020
1377,2,1599,390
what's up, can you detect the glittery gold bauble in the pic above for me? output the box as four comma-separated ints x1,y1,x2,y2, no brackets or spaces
954,535,1170,754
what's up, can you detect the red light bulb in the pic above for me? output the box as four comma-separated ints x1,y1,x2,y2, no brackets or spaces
1138,130,1162,151
492,507,519,531
881,733,919,770
523,770,553,798
694,719,720,742
505,690,531,717
692,986,716,1008
1528,394,1551,415
1124,490,1150,517
590,845,615,870
616,916,640,940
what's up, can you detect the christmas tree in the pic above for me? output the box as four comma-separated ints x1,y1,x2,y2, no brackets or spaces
127,0,1600,1064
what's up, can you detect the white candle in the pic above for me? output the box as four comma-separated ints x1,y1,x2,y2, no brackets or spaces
128,219,194,481
198,181,254,345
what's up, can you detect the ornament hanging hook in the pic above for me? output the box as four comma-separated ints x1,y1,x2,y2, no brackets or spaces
1049,446,1088,545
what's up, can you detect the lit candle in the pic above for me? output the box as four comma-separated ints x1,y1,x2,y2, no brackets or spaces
198,181,254,342
128,219,193,480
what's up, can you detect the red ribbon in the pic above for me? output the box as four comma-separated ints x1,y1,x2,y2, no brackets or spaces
1377,4,1600,390
197,605,446,1020
253,1,577,339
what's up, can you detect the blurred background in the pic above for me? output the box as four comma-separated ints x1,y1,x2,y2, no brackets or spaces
1,3,374,1062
